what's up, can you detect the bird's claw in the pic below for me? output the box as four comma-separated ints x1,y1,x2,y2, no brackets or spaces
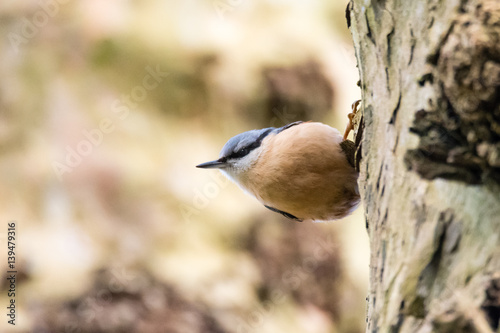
343,100,361,140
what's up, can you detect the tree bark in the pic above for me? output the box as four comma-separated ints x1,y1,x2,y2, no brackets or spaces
347,0,500,332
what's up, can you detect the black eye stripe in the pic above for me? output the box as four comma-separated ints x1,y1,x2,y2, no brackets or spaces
227,128,274,159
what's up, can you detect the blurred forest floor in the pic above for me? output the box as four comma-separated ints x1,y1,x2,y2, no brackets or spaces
0,1,368,332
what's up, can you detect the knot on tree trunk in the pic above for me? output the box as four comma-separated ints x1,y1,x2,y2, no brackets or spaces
405,1,500,185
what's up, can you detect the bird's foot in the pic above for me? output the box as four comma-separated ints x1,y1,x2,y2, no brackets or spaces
343,99,361,140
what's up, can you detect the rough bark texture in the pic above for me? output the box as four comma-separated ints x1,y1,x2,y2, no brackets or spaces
348,0,500,332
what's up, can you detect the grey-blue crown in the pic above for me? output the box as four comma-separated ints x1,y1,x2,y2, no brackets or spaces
218,121,304,161
219,127,275,160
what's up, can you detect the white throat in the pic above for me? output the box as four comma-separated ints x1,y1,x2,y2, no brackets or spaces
219,148,261,186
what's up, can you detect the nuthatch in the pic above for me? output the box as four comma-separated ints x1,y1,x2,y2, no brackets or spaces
197,110,360,222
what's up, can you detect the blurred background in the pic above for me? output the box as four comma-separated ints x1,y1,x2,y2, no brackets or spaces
0,0,368,332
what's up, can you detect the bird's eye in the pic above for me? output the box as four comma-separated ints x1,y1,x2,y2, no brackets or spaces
230,145,258,159
238,148,249,156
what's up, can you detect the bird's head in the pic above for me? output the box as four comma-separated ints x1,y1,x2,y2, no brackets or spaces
196,127,275,181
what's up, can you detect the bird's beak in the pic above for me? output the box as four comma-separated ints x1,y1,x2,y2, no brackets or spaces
196,159,227,169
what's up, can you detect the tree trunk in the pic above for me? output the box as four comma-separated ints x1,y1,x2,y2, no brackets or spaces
347,0,500,332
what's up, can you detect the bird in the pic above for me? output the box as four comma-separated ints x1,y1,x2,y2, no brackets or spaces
196,110,360,222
